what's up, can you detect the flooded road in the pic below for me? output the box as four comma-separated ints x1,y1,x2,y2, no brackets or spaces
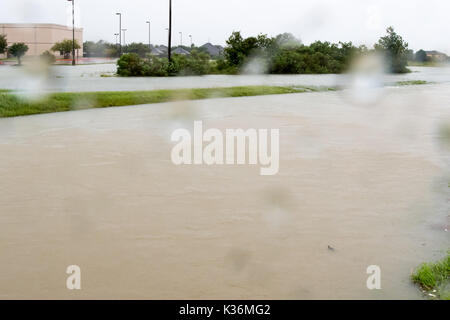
0,64,449,92
0,83,449,299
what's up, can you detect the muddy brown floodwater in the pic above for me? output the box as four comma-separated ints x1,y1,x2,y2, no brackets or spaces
0,84,449,299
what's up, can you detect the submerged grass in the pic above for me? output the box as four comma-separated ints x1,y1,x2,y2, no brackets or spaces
0,85,332,118
395,80,429,86
411,252,450,300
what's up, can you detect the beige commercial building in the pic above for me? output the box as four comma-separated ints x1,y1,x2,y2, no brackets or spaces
0,23,83,58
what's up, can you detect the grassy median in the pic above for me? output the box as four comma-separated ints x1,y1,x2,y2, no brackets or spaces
0,85,335,118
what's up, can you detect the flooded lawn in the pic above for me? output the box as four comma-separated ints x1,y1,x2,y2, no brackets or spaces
0,82,449,299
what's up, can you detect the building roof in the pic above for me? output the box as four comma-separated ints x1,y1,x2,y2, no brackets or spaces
173,47,190,55
425,50,446,56
200,43,224,57
150,47,165,56
0,23,83,31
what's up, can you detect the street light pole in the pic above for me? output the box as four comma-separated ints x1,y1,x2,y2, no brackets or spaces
116,12,122,55
189,35,192,47
68,0,75,65
146,21,151,51
122,29,127,48
114,33,119,45
179,32,182,47
168,0,172,61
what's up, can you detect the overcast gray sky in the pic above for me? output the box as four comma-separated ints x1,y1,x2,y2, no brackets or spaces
1,0,449,53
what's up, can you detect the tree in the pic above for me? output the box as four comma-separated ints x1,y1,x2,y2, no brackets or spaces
405,49,414,61
124,42,150,58
224,31,276,67
374,26,410,73
51,39,81,59
274,33,302,49
83,40,118,58
9,43,29,65
0,34,7,54
415,49,428,62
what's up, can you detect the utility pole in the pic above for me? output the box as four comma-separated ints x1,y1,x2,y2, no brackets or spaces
168,0,172,61
68,0,76,65
116,12,122,55
146,21,151,51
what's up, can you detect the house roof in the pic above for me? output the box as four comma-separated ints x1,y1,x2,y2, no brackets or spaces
200,43,224,56
425,50,446,56
173,47,190,55
150,47,165,55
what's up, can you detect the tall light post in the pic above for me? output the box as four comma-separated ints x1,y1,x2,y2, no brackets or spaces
122,29,127,48
146,21,151,51
67,0,76,65
168,0,172,61
116,12,122,55
179,32,183,47
189,35,193,47
114,33,119,45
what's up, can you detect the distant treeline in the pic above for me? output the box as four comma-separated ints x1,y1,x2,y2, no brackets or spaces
83,41,216,59
116,26,414,77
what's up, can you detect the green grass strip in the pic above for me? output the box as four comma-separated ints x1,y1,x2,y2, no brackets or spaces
0,85,333,118
395,80,429,86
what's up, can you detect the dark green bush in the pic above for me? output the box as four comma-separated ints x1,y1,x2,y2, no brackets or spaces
269,41,360,74
117,53,144,76
117,28,410,76
118,51,214,77
142,55,170,76
171,50,211,75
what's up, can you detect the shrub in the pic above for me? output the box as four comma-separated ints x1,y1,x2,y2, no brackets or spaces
118,52,214,77
142,55,169,76
40,50,56,64
171,50,211,75
117,53,144,76
269,42,359,74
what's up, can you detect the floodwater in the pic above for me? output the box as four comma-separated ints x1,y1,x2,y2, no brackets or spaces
0,63,449,92
0,80,449,299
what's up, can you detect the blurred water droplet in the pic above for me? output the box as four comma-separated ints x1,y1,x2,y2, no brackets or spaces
262,187,293,230
225,248,251,272
242,56,269,75
341,53,387,106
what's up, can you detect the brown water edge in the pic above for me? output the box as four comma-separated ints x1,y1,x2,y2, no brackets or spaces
0,85,449,299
